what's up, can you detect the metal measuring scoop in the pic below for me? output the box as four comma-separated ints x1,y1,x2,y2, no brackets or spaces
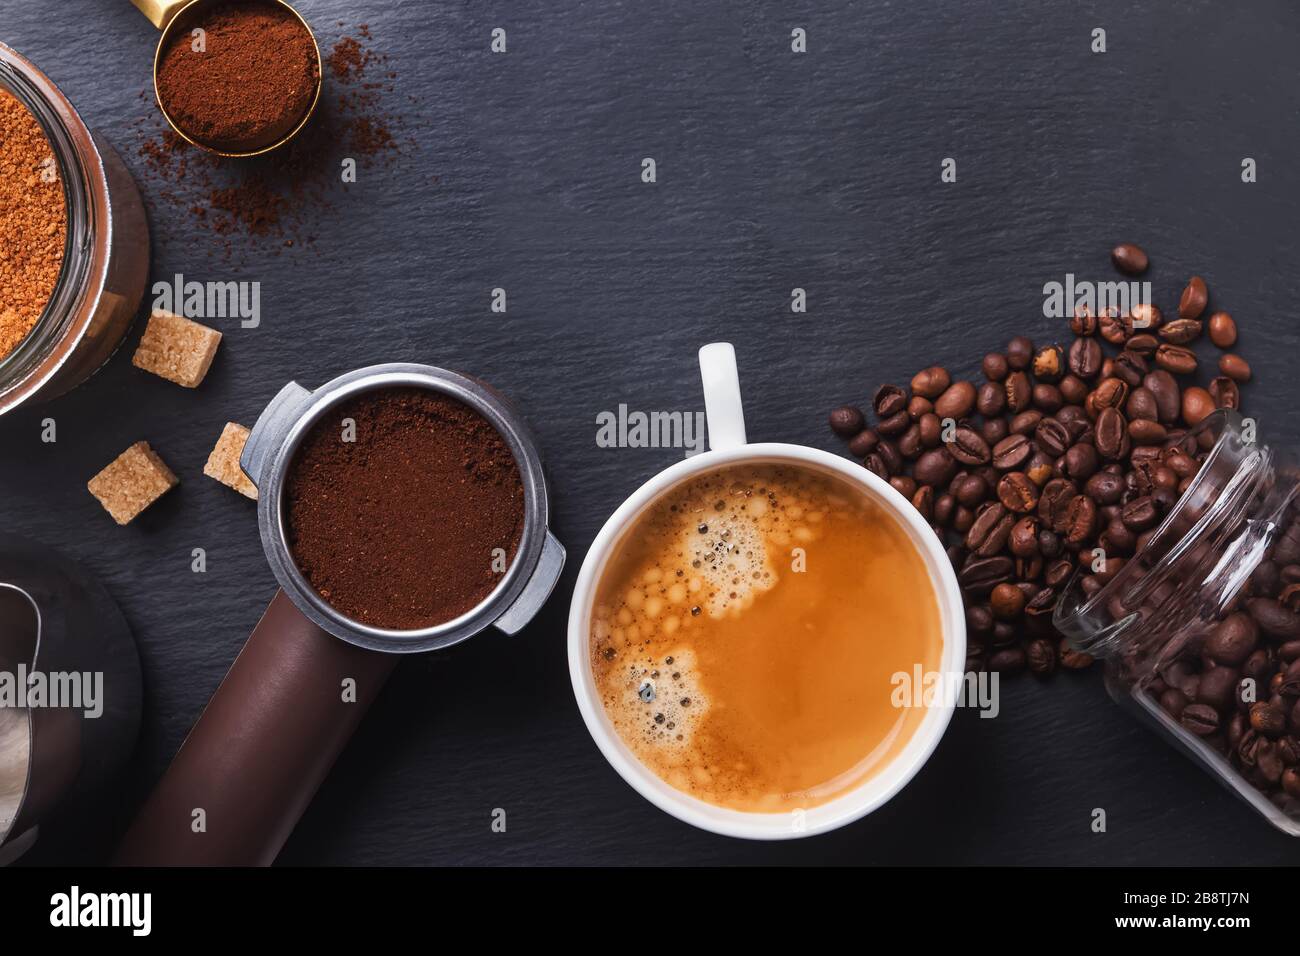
130,0,323,157
114,365,566,866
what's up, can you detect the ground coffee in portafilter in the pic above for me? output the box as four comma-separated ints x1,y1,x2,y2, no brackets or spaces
284,388,526,631
156,0,319,153
828,243,1254,678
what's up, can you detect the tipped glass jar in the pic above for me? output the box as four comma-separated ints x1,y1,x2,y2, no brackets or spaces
1056,410,1300,835
0,43,149,416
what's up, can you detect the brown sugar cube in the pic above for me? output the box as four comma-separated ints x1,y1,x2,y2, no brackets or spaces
203,422,258,500
87,441,179,525
132,309,222,388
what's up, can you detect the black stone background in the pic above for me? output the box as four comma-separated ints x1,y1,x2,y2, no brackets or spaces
4,0,1300,865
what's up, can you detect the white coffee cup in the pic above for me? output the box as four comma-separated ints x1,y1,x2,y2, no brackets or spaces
567,343,967,839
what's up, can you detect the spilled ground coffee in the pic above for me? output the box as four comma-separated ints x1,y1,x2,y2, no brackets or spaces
285,388,525,630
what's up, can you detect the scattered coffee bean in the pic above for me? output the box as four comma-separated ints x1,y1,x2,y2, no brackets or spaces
1219,353,1251,383
1111,243,1149,276
829,405,865,437
1208,311,1237,348
910,367,950,400
1178,276,1208,320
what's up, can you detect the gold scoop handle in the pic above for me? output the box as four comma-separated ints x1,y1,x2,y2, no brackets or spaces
130,0,192,30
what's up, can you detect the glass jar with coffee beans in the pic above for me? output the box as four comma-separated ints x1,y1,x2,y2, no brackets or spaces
827,244,1250,679
1055,410,1300,834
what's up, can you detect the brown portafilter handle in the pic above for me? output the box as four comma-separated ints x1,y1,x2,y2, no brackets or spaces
114,590,396,866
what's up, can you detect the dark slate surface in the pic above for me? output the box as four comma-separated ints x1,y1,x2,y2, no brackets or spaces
4,0,1300,865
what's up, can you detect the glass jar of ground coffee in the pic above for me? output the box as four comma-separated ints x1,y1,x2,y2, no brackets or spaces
1055,410,1300,834
0,43,149,417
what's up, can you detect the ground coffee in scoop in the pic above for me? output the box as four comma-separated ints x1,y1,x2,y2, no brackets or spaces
156,0,319,153
284,388,525,630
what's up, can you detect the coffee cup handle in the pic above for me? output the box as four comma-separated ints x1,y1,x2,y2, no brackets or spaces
698,343,748,451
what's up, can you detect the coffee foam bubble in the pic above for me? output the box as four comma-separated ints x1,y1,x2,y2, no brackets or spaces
591,469,837,763
601,646,708,759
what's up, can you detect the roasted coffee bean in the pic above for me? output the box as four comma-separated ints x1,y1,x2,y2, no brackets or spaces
873,384,908,418
1182,703,1220,736
1045,558,1074,588
966,603,994,635
1155,343,1198,375
1068,337,1103,379
934,493,956,526
1093,407,1130,460
1128,418,1167,445
1038,529,1063,559
998,472,1039,513
976,380,1005,417
1064,494,1099,546
1179,276,1208,320
1032,344,1063,382
953,506,975,534
877,439,902,474
1206,613,1258,665
1100,518,1136,555
1125,386,1158,421
1113,350,1148,387
848,429,879,457
829,405,866,436
1004,370,1031,413
954,473,989,508
910,367,950,400
982,352,1009,381
1196,671,1237,712
1159,318,1203,345
1024,638,1055,674
1251,702,1288,738
1058,374,1088,405
1125,333,1159,358
1006,336,1033,370
1059,638,1094,670
1209,376,1240,411
877,409,911,436
1208,311,1237,348
908,395,933,420
1160,687,1189,719
911,485,935,522
1248,598,1300,639
1009,410,1044,436
863,453,889,480
967,504,1014,557
1275,522,1300,565
914,447,957,486
1219,353,1252,383
958,555,1015,594
1035,417,1071,457
1128,303,1162,333
990,433,1032,471
1099,308,1127,345
1039,478,1077,532
934,381,976,419
1120,495,1159,532
1181,386,1215,426
1085,377,1128,419
1071,304,1098,336
989,646,1026,673
917,413,943,448
1142,369,1180,423
897,424,923,459
1009,515,1040,558
1084,470,1124,505
1111,242,1149,275
981,417,1008,445
1062,442,1100,481
990,582,1025,619
1031,383,1063,413
890,475,918,498
949,426,991,466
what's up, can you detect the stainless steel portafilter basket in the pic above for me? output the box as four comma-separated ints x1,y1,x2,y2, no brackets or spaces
116,364,565,866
